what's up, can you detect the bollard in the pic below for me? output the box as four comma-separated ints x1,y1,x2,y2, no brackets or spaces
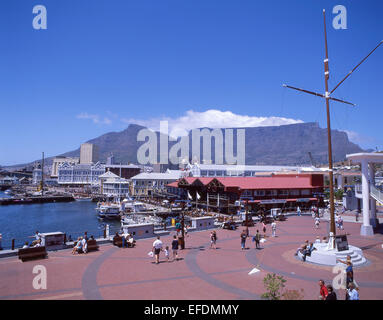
104,226,106,239
12,239,15,250
64,233,67,244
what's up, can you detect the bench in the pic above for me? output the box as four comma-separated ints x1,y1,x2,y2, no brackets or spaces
73,239,99,253
18,246,47,262
87,239,99,252
113,236,123,247
113,236,136,248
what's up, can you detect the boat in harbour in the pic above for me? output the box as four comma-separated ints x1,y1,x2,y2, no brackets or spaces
96,202,121,219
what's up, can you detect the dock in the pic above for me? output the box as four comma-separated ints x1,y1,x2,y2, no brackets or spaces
0,195,75,205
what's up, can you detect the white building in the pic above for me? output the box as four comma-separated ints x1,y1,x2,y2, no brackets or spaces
57,162,105,185
51,156,80,178
131,169,187,197
99,171,130,197
188,163,326,177
0,176,19,187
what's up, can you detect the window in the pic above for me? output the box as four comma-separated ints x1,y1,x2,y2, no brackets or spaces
290,190,300,196
254,190,265,196
301,189,310,196
280,189,289,196
242,190,252,197
266,190,277,196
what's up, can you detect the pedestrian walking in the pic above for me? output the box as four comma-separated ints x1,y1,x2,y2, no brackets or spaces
325,285,337,300
315,217,320,229
262,222,267,236
240,230,247,250
297,206,301,216
164,246,170,262
271,220,277,237
318,280,328,300
171,235,179,261
210,231,217,249
253,230,261,249
152,236,163,264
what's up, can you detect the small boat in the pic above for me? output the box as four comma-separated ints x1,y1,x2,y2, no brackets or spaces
75,197,92,201
96,202,121,219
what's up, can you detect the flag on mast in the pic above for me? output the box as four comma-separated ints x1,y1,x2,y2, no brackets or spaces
196,192,201,200
187,191,192,200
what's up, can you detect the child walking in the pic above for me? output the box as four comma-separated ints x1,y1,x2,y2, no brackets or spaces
164,246,170,262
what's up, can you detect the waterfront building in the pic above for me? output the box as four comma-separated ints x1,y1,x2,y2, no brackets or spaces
0,176,19,189
80,143,99,164
166,174,324,214
57,162,105,186
131,169,188,198
99,171,130,198
187,163,327,177
51,156,80,178
105,164,141,180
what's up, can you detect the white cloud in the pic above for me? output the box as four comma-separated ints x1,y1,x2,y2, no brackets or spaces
121,109,304,137
343,130,377,148
77,113,112,125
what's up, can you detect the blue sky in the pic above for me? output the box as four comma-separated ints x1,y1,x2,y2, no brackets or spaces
0,0,382,165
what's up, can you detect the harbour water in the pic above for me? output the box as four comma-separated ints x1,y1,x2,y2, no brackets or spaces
0,191,121,249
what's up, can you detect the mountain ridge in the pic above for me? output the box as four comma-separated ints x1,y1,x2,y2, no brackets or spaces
4,122,364,168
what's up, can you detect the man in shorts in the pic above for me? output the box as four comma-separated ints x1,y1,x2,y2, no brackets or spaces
152,236,163,264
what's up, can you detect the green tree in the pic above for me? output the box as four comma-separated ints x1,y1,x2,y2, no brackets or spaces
335,189,344,201
261,273,287,300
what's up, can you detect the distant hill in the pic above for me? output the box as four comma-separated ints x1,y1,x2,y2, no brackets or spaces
5,122,364,169
60,122,364,166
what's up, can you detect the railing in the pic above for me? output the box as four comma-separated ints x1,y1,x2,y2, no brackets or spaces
371,185,383,204
0,224,121,251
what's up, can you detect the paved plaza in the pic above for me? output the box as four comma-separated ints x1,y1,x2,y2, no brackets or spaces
1,215,383,300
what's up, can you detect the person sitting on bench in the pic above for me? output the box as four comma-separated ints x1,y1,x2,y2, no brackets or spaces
295,241,309,256
302,242,317,262
72,237,83,255
127,234,135,248
22,242,30,249
33,239,42,247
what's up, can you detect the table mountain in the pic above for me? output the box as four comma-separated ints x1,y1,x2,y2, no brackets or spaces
60,122,363,166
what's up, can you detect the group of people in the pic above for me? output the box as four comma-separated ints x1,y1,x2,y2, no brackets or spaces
151,235,180,264
113,232,135,248
72,232,94,254
295,240,318,262
318,280,338,300
337,255,358,299
22,231,45,249
318,273,359,300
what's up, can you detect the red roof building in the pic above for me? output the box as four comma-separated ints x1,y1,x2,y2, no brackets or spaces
166,174,324,214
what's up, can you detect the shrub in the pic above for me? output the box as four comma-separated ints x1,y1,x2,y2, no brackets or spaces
261,273,287,300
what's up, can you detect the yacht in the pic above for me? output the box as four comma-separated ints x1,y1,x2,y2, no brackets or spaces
96,202,121,219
